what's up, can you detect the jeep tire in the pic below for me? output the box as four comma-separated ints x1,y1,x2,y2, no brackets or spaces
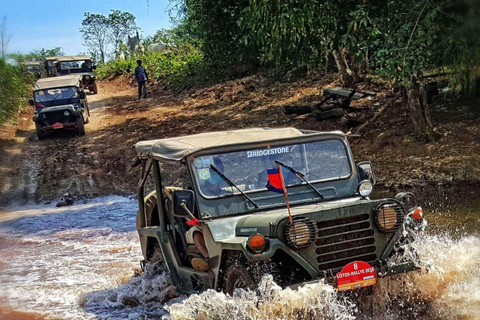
224,264,255,296
76,116,86,136
35,122,46,140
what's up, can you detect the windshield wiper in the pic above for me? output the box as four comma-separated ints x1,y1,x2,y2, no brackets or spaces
275,160,324,200
65,92,78,105
210,164,259,209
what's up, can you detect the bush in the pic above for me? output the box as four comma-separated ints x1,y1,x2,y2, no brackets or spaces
0,59,32,124
95,45,204,89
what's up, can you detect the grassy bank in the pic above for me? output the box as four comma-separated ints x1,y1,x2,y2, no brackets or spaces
0,59,32,124
95,45,203,89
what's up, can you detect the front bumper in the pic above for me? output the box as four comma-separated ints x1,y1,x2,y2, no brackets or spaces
287,259,420,290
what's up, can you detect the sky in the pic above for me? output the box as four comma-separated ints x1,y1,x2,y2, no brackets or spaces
0,0,173,55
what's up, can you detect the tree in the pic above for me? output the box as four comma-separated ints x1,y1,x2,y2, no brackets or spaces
0,16,12,60
80,13,110,63
108,10,137,56
9,47,64,64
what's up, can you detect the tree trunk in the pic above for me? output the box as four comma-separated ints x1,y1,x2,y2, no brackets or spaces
406,85,434,141
332,49,349,84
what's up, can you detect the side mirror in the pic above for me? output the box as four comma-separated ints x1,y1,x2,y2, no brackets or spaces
172,190,195,218
358,161,376,185
92,65,97,70
29,98,34,106
79,90,86,99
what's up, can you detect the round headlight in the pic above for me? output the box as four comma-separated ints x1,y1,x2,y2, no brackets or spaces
358,180,373,197
374,202,404,232
285,217,316,249
64,111,70,116
85,75,91,80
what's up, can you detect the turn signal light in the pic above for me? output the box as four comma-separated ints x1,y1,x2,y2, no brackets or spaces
247,233,267,253
412,207,424,221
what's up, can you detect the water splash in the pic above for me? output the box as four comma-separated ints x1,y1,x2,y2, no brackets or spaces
0,198,478,319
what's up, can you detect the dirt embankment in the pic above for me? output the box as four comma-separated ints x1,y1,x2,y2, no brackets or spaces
0,72,479,206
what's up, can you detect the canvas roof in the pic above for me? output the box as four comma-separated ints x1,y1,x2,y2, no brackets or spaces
135,127,346,161
56,55,91,62
34,75,82,90
45,56,59,61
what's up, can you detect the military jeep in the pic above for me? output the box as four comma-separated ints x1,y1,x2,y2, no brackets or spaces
134,128,426,295
55,55,98,94
31,75,90,139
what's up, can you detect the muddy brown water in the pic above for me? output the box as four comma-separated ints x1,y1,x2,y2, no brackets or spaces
0,196,478,320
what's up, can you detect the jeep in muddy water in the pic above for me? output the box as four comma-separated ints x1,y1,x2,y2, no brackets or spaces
55,55,98,94
134,128,426,295
31,75,90,139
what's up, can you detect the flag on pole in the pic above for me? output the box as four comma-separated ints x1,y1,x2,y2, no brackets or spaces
266,166,293,224
266,168,284,194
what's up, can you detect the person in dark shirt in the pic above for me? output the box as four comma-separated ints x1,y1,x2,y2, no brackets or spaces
134,60,148,99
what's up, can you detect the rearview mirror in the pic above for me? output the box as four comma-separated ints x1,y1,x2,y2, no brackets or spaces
358,161,376,185
79,90,86,99
29,98,34,106
172,190,195,218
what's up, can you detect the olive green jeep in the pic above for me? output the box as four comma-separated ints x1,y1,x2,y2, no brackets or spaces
134,128,426,295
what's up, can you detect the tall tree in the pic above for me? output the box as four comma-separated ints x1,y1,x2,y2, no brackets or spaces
0,16,12,60
108,10,137,56
80,13,110,63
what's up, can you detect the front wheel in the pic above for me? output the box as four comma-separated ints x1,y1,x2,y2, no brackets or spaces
92,83,98,94
76,116,85,136
35,122,46,140
224,265,255,296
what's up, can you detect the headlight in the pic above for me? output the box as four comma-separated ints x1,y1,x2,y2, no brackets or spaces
85,75,91,80
375,202,404,232
285,217,316,248
358,180,373,197
64,111,70,116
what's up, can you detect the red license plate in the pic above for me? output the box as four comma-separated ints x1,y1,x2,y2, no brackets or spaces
52,122,64,129
336,261,376,291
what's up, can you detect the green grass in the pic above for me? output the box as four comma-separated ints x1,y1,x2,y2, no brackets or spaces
0,59,33,124
95,45,204,89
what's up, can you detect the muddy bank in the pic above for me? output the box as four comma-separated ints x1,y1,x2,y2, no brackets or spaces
0,73,479,205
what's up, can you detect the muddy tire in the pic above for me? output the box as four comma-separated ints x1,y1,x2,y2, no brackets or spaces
35,122,46,140
93,83,98,94
76,116,85,136
224,265,255,296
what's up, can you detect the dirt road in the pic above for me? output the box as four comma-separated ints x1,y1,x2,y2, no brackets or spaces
1,73,479,205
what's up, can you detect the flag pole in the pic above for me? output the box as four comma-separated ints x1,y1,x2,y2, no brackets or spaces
278,165,293,225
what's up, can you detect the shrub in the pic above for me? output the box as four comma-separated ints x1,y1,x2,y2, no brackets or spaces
0,59,32,124
95,45,204,89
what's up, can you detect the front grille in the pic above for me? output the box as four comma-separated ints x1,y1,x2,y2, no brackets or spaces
43,111,70,125
316,214,376,271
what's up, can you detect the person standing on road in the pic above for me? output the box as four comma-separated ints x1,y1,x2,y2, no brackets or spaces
134,60,148,100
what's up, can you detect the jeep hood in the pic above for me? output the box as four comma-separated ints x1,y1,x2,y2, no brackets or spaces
206,197,365,242
38,105,76,114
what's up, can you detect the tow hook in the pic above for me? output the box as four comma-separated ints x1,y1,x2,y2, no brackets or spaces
140,259,146,271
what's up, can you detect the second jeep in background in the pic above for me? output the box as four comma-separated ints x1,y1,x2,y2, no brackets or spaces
56,55,98,94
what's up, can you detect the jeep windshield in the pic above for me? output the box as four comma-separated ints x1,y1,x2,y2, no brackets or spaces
58,60,92,74
34,87,80,108
192,139,351,199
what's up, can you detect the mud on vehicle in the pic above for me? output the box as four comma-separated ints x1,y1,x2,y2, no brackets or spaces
55,55,98,94
134,128,426,295
31,75,90,139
